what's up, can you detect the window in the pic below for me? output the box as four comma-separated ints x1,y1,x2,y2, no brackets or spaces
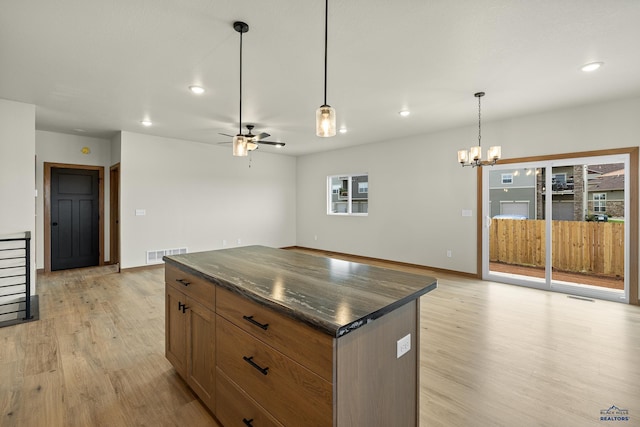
501,173,513,184
552,173,571,191
328,174,368,215
593,193,606,212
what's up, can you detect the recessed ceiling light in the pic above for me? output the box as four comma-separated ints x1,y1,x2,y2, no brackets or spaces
399,110,410,117
189,85,205,94
339,127,348,134
581,62,603,72
141,120,152,127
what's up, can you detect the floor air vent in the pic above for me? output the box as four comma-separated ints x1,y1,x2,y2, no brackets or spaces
146,247,188,264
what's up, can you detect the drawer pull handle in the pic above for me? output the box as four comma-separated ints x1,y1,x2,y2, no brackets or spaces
178,302,188,313
243,356,269,375
242,315,269,330
176,278,191,287
242,418,254,427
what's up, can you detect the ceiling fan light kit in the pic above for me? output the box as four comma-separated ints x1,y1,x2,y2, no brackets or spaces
457,91,502,167
316,0,336,138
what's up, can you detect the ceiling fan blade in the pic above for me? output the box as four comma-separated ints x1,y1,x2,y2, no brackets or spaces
219,132,235,138
254,132,270,141
257,140,286,146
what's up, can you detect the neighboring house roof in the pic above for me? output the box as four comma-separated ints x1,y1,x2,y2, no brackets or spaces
586,163,624,175
588,168,625,192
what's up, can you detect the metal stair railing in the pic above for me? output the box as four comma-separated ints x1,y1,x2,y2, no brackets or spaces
0,231,33,322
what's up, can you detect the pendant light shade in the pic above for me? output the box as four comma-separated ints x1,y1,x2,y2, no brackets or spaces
316,0,336,138
233,134,248,157
316,105,336,137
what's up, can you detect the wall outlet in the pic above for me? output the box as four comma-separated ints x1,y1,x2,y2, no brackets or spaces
135,209,146,216
222,240,227,247
314,235,318,241
237,238,241,245
397,334,411,359
447,250,452,258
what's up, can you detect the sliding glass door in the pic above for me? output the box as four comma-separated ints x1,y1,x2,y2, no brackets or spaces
483,154,629,303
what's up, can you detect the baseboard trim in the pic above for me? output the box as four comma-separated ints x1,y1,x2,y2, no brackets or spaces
283,246,478,279
120,264,164,273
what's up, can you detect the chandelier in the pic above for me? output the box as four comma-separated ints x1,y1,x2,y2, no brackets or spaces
457,92,501,167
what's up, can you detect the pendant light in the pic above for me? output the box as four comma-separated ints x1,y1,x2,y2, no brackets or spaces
232,21,249,157
457,92,501,167
316,0,336,137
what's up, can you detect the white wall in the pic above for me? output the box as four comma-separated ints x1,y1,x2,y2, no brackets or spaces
111,132,121,166
119,132,296,269
296,96,640,294
297,125,477,272
0,98,36,297
35,130,113,268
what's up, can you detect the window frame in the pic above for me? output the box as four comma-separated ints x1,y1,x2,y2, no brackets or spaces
327,174,368,216
593,192,606,212
501,173,514,184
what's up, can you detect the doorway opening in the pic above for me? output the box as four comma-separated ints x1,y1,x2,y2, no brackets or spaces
481,148,638,304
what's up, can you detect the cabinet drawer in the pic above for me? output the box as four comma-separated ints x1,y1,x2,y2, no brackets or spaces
217,316,333,427
165,264,215,310
216,287,333,382
216,369,283,427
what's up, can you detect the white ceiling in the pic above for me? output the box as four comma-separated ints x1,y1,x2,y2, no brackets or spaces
1,0,640,156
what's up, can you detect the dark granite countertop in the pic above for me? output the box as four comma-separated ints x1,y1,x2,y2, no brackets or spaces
163,246,437,337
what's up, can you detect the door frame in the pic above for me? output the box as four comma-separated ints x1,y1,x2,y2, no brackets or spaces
109,163,120,271
478,147,638,305
44,162,105,273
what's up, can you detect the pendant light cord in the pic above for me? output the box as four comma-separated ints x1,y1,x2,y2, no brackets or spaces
477,94,482,148
239,30,243,135
323,0,328,105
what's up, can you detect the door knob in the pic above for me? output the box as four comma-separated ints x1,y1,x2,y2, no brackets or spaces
52,222,58,226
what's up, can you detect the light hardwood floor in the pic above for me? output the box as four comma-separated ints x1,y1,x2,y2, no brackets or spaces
1,253,639,426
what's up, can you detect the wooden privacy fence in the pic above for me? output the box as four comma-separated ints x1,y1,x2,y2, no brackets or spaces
489,219,624,278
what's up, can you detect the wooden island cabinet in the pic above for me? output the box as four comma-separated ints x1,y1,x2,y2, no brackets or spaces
164,246,437,427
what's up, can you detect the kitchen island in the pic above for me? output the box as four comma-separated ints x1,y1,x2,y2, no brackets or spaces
164,245,437,426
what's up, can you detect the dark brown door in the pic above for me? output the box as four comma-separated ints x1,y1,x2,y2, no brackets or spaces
51,167,100,270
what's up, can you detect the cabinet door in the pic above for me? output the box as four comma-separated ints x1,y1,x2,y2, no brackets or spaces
187,298,215,409
166,284,187,377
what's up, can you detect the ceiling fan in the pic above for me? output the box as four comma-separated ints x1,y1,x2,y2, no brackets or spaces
219,124,285,151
